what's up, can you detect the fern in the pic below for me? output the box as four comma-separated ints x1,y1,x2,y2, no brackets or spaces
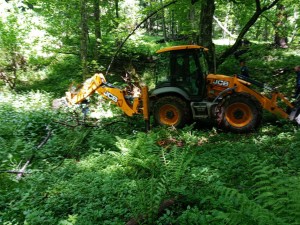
162,148,193,184
248,159,300,224
214,184,287,225
288,178,300,223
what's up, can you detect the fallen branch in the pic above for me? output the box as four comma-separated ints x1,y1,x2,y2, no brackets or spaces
0,170,31,174
16,127,52,180
53,119,100,128
53,120,83,128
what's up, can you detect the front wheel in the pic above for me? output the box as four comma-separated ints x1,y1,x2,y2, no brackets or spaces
153,96,191,128
218,94,262,133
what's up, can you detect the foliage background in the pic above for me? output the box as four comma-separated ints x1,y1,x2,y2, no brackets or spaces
1,0,300,224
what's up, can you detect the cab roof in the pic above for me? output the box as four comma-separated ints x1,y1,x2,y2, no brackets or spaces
156,45,208,54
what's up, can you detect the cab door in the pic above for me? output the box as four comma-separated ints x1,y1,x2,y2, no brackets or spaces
170,49,205,99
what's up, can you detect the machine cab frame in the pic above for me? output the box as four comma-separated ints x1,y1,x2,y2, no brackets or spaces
155,45,208,100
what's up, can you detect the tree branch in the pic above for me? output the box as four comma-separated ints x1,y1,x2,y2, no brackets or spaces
16,127,52,180
264,0,281,11
255,0,261,11
53,119,99,128
0,170,31,174
213,16,237,38
37,128,52,149
105,0,177,75
217,0,281,66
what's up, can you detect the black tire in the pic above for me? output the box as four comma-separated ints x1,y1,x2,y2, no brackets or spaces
218,93,262,133
153,96,191,128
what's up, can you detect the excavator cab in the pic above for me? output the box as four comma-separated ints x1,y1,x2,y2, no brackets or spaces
150,45,212,128
154,45,208,100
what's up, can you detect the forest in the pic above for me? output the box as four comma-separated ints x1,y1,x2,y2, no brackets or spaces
1,0,300,224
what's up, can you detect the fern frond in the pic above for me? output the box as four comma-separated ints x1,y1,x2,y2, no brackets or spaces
215,184,287,225
248,158,300,224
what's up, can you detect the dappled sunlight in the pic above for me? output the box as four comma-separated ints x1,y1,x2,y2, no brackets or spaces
213,38,236,46
0,91,51,112
115,136,132,155
120,0,140,22
282,48,300,57
256,125,296,144
89,103,115,119
0,0,57,59
191,166,220,183
73,152,121,173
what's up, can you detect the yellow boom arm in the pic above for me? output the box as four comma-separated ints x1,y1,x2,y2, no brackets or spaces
66,73,149,121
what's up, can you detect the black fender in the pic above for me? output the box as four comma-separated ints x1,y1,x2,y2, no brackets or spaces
149,87,190,101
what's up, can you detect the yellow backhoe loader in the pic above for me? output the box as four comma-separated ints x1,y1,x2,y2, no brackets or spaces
65,45,300,133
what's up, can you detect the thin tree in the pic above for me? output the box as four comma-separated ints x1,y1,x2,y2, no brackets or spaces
80,0,89,80
94,0,101,62
160,0,167,41
274,4,288,48
115,0,119,18
198,0,216,73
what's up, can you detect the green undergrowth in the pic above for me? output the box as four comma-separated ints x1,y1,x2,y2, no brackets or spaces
1,91,300,225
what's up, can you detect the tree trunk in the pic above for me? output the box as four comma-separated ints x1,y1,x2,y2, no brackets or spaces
170,10,175,39
115,0,119,18
94,0,101,61
80,0,89,80
274,4,288,48
198,0,215,73
189,5,198,43
148,1,155,34
160,0,167,41
11,53,18,89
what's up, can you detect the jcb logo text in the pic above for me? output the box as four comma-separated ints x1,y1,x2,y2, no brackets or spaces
213,80,229,87
104,91,118,102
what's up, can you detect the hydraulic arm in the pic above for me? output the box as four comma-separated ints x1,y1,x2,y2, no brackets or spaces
66,73,149,125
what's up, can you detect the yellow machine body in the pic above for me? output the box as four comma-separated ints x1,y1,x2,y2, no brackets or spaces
65,45,299,132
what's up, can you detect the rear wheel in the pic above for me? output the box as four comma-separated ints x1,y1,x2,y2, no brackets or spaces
153,96,190,128
218,94,262,133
